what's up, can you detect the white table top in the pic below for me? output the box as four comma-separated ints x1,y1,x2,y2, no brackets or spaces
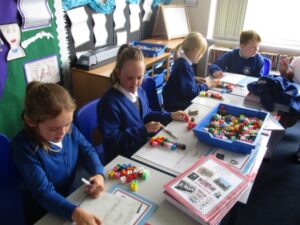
35,155,200,225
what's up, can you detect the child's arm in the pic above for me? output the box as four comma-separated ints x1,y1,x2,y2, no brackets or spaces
280,59,294,81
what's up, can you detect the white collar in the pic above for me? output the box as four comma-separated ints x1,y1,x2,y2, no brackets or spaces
114,84,138,103
178,51,193,65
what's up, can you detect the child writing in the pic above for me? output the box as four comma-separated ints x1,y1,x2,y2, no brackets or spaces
209,30,264,78
11,82,105,225
163,32,220,112
97,45,188,163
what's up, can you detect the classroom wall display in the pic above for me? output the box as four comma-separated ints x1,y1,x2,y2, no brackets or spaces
0,0,67,138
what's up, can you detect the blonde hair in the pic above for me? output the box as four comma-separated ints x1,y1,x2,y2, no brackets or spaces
240,30,261,45
174,32,207,60
24,81,76,151
110,44,144,85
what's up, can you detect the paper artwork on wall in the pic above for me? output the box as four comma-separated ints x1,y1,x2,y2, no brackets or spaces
66,7,90,48
116,31,127,46
129,4,141,32
142,0,153,22
21,31,54,49
18,0,52,31
0,37,9,97
24,55,61,83
0,23,26,61
92,13,108,47
113,0,126,30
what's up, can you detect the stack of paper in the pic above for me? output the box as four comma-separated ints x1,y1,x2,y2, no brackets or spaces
163,155,250,225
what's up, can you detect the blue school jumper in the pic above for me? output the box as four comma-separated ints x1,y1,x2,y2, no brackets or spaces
209,48,264,77
97,87,172,162
163,58,208,112
11,125,104,221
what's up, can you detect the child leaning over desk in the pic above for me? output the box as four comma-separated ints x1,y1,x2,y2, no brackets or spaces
209,30,264,78
11,82,105,225
97,45,188,163
163,32,220,112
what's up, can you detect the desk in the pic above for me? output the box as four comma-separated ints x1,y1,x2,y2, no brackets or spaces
71,52,170,108
35,155,199,225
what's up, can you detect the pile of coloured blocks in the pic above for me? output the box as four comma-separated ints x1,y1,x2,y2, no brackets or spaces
204,105,263,143
217,82,233,92
108,164,150,191
149,136,187,150
199,90,223,99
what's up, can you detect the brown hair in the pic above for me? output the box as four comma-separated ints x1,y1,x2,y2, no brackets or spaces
240,30,261,45
24,81,76,151
110,44,144,85
174,32,207,60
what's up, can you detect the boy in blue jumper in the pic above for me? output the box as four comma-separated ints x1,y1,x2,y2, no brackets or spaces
97,46,188,163
209,30,264,78
163,32,220,112
11,82,105,225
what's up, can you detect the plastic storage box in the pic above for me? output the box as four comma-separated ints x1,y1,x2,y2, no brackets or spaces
131,41,166,57
193,103,269,154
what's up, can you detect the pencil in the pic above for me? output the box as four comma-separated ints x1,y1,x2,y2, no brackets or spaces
162,127,178,139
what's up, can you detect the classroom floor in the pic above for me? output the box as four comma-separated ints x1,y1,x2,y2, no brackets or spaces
232,121,300,225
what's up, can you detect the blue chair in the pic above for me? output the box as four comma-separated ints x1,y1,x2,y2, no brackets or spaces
141,77,162,111
0,134,26,225
75,98,106,164
263,57,271,76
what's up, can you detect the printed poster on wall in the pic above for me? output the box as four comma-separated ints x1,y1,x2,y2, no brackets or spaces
24,55,61,83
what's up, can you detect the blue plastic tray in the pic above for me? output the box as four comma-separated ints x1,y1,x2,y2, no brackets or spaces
193,103,269,154
131,41,166,57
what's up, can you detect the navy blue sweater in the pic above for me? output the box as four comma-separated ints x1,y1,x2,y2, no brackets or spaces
163,58,208,112
11,125,104,220
97,87,172,162
209,48,264,77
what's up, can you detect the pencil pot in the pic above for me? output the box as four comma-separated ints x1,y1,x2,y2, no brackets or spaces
193,103,269,154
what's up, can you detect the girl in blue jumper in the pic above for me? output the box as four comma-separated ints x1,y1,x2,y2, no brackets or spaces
97,46,188,163
163,32,220,112
209,30,264,78
11,82,105,225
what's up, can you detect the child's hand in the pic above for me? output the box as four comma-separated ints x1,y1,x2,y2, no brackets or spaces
84,174,105,198
195,77,207,84
145,121,162,133
279,59,289,76
207,79,221,88
171,111,189,121
72,207,102,225
213,71,223,78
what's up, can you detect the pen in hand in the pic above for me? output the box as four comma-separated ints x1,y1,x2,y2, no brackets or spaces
81,177,92,187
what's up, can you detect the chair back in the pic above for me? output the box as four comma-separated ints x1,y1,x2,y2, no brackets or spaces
0,133,26,225
141,77,162,111
263,57,271,76
75,98,105,163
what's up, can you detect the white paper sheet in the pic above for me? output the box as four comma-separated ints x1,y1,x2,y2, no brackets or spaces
63,192,140,225
116,31,127,46
129,4,141,32
92,13,108,47
221,72,247,85
24,55,60,83
142,0,153,21
113,0,126,30
0,23,26,61
18,0,52,30
66,7,90,48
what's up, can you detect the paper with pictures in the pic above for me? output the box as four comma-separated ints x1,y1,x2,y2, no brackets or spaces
164,155,249,221
63,192,140,225
129,4,141,32
66,7,90,48
92,13,108,47
113,0,126,30
0,23,26,61
116,31,127,46
24,55,60,83
18,0,52,30
142,0,153,21
211,148,251,170
109,185,158,225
